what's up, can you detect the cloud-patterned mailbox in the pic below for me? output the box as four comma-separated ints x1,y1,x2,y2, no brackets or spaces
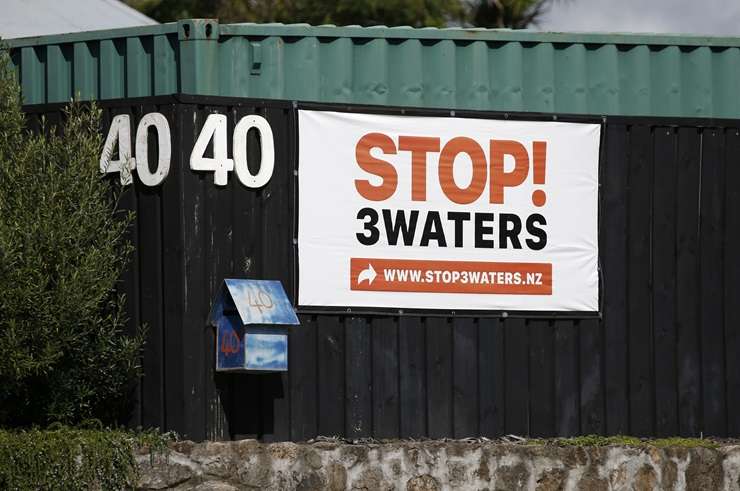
208,279,299,372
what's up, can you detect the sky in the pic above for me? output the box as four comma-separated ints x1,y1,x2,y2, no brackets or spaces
0,0,156,39
537,0,740,37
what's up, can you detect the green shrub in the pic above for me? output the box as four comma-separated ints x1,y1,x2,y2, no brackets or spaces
0,50,144,426
0,427,171,490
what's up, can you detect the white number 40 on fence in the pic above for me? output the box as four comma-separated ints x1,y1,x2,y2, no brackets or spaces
190,113,274,188
99,113,171,186
99,112,274,188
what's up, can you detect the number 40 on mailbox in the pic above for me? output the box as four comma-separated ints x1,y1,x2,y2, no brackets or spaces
208,279,299,372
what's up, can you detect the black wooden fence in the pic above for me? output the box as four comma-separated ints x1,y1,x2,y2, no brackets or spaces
24,95,740,441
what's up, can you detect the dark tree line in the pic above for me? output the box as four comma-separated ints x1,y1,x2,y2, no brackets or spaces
126,0,558,29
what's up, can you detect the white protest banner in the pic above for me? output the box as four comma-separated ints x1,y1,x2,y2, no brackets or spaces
298,110,600,311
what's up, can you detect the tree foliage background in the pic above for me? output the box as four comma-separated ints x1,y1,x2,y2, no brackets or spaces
126,0,556,28
0,52,144,427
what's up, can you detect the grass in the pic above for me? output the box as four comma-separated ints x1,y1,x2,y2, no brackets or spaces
526,435,719,449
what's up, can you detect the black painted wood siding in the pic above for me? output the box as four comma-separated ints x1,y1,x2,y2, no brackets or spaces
23,96,740,441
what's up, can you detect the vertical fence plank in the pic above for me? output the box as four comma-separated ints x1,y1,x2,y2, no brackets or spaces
345,317,372,438
204,105,235,441
478,318,505,437
317,315,345,437
372,317,400,439
229,378,261,440
137,104,165,431
724,128,740,436
676,127,702,436
231,105,261,280
261,106,296,293
699,128,727,437
258,105,294,442
426,317,453,439
115,104,142,429
627,124,654,436
399,317,426,438
602,123,629,435
530,320,554,437
259,372,289,442
161,104,185,434
505,318,529,435
652,126,679,437
554,320,579,436
579,318,604,434
179,103,208,441
290,315,318,441
453,318,479,438
227,104,262,440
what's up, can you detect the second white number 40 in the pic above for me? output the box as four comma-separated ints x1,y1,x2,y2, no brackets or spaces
100,112,275,188
189,113,275,188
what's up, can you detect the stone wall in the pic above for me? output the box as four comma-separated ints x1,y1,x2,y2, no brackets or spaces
136,439,740,490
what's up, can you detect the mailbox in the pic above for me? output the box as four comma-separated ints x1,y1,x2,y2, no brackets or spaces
208,279,299,372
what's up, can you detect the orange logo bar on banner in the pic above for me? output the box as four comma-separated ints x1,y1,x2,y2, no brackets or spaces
350,258,552,295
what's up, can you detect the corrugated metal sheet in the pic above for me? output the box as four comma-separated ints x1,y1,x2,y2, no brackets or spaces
8,20,740,118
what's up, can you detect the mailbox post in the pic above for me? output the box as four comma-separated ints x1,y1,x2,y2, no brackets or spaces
208,279,299,372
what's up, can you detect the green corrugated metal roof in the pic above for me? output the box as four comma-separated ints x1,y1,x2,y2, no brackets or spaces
7,19,740,119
